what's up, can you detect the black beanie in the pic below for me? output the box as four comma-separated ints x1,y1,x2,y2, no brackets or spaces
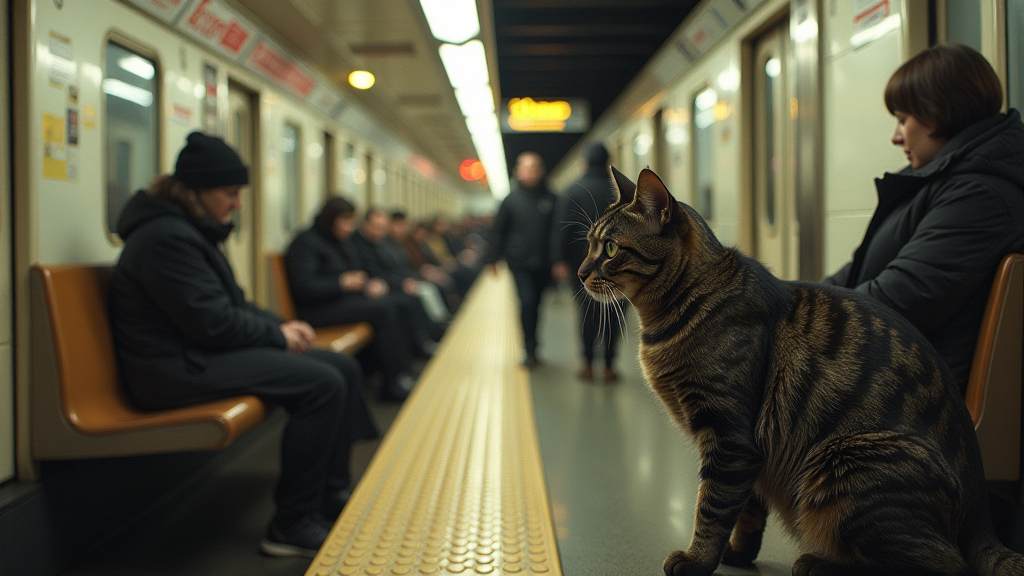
173,132,249,189
586,143,609,167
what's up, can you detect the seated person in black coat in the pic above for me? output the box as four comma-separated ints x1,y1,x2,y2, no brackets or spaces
110,132,376,559
285,198,425,401
351,209,449,333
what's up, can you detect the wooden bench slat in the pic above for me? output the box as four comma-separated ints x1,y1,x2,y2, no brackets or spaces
30,264,268,459
965,253,1023,481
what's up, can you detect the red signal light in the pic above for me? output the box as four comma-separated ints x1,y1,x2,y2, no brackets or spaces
460,159,486,181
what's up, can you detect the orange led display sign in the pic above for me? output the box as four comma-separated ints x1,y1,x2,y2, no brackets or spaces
500,97,590,133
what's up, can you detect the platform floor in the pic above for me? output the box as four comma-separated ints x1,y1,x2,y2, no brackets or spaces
531,286,799,576
59,285,803,576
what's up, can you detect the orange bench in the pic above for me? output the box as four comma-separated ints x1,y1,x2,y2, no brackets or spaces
965,253,1023,481
267,253,373,353
28,263,367,461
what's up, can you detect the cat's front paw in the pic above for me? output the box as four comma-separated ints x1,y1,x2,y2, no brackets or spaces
663,550,714,576
721,541,758,567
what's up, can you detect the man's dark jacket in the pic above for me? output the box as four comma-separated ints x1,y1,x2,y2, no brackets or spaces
111,191,286,398
485,182,557,271
284,225,365,320
551,164,616,270
351,231,414,291
824,109,1024,391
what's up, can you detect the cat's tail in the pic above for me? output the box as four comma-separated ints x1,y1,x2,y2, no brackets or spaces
965,534,1024,576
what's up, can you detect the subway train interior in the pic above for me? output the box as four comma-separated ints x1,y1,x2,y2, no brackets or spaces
0,0,1022,575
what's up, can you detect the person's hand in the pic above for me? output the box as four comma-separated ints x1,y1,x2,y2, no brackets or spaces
339,270,368,292
280,320,315,354
402,277,420,296
420,264,449,285
365,278,389,299
552,261,570,280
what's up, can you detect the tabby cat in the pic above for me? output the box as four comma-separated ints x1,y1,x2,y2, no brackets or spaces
578,167,1023,576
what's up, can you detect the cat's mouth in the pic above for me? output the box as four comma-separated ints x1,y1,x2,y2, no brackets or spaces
583,276,627,304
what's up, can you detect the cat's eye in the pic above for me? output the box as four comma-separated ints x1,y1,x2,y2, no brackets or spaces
604,241,619,258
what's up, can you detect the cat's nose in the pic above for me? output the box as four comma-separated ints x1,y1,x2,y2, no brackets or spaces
578,261,594,282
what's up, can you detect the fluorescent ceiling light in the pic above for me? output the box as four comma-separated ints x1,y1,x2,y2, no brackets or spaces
419,0,480,44
455,86,495,117
117,55,155,80
466,114,499,136
102,78,154,107
439,40,489,89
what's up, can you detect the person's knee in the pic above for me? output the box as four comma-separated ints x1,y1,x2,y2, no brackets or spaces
292,360,349,411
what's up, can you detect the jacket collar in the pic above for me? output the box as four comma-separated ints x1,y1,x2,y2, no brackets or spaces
896,110,1016,179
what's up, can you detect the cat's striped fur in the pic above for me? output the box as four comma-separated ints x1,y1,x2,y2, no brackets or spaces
578,168,1023,576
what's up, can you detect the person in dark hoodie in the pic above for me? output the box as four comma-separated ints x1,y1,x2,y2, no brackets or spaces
111,132,377,558
484,151,557,368
551,143,624,382
822,43,1024,395
285,198,420,401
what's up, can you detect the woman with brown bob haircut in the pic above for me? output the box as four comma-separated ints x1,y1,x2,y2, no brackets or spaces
824,43,1023,395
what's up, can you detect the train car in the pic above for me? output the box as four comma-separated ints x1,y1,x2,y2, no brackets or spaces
0,0,1020,575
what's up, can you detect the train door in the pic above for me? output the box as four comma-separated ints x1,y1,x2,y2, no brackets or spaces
752,23,798,280
225,81,258,302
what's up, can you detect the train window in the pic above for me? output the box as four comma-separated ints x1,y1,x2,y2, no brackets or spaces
281,123,302,232
945,1,982,52
692,87,716,221
104,41,159,234
1009,0,1023,110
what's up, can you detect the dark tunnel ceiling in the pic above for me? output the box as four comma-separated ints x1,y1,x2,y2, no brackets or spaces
494,0,699,180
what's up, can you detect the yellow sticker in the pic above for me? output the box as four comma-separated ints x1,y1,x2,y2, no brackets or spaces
42,113,67,180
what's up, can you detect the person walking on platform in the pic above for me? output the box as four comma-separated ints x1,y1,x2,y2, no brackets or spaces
110,132,377,559
551,143,624,382
484,151,557,368
822,43,1024,395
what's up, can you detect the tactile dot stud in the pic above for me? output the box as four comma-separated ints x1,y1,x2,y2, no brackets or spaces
418,567,438,574
391,567,411,575
530,565,549,573
504,565,523,573
365,567,383,575
474,565,494,574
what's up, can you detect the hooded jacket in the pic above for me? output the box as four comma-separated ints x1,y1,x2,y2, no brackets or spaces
485,182,557,271
111,191,286,400
824,109,1024,392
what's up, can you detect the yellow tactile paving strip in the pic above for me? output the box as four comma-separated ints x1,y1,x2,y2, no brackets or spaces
306,267,563,576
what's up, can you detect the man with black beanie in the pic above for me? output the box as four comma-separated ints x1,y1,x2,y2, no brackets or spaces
110,132,377,558
551,143,624,382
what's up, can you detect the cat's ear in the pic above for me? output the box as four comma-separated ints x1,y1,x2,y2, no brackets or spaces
635,168,677,228
609,166,636,206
